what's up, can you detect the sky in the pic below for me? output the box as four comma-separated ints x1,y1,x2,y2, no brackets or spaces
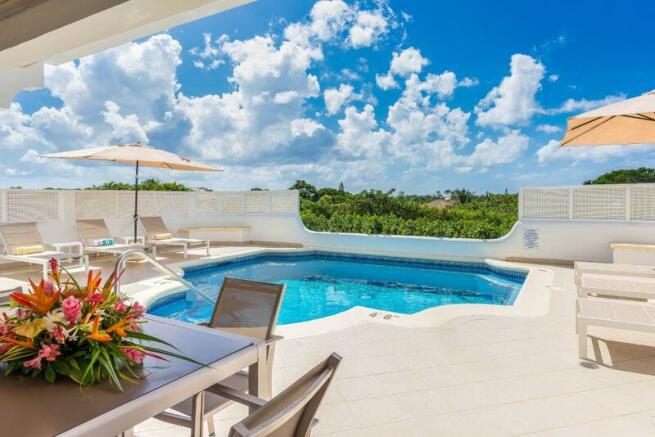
2,0,655,194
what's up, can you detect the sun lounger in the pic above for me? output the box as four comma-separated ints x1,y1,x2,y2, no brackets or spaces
0,222,89,280
140,216,210,259
577,298,655,359
76,219,140,256
574,261,655,286
0,277,26,305
216,353,341,437
578,273,655,301
155,277,285,435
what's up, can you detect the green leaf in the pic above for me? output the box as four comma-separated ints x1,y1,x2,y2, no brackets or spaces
141,346,203,366
52,360,71,375
44,364,56,383
126,331,180,351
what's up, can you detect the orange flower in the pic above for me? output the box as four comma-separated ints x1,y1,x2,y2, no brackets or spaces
85,315,112,343
11,279,61,315
106,318,134,338
1,336,35,349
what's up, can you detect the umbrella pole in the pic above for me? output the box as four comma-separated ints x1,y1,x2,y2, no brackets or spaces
134,161,139,243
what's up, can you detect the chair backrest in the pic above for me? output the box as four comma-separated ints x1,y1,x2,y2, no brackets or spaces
139,216,170,239
76,219,112,246
0,286,22,305
209,277,285,341
229,353,342,437
0,222,44,255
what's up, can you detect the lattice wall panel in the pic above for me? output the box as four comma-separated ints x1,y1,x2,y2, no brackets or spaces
195,192,220,215
572,186,626,220
243,191,271,214
116,192,158,218
76,191,116,220
156,192,188,216
6,190,59,223
630,185,655,221
220,194,243,214
519,188,569,219
271,191,298,214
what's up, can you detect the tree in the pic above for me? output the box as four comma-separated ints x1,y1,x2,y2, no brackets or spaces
87,178,192,191
289,179,318,201
584,168,655,185
449,188,475,204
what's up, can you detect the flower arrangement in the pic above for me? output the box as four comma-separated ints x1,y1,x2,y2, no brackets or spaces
0,259,191,390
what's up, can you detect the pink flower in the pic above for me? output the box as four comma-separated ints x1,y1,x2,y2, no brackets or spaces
39,344,61,362
44,281,54,295
24,355,42,369
123,348,145,364
49,258,58,273
51,325,66,344
130,302,145,318
86,293,105,305
15,308,31,320
62,296,81,324
114,300,129,313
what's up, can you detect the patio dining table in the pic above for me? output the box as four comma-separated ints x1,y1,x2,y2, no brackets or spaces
0,315,268,437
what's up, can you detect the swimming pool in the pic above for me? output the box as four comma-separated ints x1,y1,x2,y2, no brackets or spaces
149,252,526,324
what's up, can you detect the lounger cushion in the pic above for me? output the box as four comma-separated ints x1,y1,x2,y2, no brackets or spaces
151,232,172,240
14,245,44,255
90,238,115,247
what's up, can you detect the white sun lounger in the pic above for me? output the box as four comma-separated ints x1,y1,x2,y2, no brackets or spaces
0,222,89,280
574,261,655,286
0,277,27,305
577,298,655,359
140,216,210,259
578,273,655,301
76,219,141,256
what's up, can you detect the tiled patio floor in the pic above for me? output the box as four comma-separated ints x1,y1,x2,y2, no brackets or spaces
4,247,655,436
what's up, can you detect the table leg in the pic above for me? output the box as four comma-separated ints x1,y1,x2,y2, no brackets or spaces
191,391,205,437
248,342,270,413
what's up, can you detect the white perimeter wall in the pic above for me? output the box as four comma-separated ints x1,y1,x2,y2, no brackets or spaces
2,186,655,264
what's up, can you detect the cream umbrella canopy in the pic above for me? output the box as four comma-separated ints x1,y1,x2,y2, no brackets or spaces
42,143,221,241
560,90,655,146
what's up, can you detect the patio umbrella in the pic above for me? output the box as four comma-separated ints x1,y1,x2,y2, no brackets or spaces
42,143,221,242
560,90,655,146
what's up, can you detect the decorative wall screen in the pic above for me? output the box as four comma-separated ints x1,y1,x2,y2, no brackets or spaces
0,189,299,223
520,184,655,221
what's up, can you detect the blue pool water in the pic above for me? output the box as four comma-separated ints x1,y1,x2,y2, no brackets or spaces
149,253,525,324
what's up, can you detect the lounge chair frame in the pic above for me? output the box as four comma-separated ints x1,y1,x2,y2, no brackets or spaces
0,222,89,280
140,216,210,259
76,219,138,256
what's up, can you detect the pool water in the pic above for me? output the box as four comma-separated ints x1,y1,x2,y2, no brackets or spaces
149,253,525,324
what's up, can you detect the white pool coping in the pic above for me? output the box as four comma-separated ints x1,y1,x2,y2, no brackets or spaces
130,247,554,339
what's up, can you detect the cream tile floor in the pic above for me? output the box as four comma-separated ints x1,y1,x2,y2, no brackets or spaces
4,247,655,436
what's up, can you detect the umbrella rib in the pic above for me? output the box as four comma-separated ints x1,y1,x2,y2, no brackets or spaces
624,113,655,122
561,116,615,146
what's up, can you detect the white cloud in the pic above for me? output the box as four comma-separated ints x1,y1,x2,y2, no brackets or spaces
390,47,429,77
549,94,625,114
102,101,150,144
475,54,545,126
190,33,228,70
458,77,479,87
348,10,388,48
336,104,390,159
324,84,359,115
463,130,529,170
375,72,398,90
548,73,559,82
536,124,562,134
535,138,651,163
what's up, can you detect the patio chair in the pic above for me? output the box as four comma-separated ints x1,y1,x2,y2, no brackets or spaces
155,277,286,435
76,219,139,256
577,273,655,301
0,222,89,280
0,277,26,305
574,261,655,286
217,352,342,437
140,216,210,259
577,298,655,359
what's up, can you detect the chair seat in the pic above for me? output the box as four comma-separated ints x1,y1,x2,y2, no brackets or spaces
170,372,249,417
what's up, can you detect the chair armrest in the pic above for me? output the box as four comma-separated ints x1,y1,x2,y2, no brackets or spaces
312,418,319,428
207,383,267,410
265,335,284,345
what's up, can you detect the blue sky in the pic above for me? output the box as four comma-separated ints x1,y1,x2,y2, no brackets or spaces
3,0,655,193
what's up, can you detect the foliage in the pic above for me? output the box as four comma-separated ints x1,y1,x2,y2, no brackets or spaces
294,183,518,239
584,167,655,185
0,260,193,390
87,178,192,191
